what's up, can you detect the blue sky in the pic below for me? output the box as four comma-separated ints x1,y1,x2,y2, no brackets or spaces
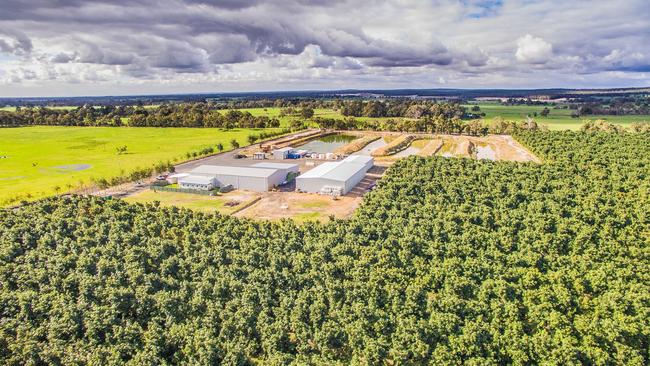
0,0,648,97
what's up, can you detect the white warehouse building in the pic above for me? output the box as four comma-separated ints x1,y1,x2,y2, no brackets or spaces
251,163,300,180
341,155,374,170
251,162,299,176
188,165,287,192
296,155,373,195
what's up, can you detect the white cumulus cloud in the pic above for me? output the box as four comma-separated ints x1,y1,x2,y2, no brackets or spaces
515,34,553,64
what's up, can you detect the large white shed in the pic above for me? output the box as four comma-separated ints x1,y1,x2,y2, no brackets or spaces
252,162,299,178
341,155,374,171
189,165,285,192
296,161,369,195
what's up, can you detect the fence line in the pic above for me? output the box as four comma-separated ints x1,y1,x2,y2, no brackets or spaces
151,186,216,196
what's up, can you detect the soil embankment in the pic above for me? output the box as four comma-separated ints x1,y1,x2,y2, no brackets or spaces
371,135,417,157
334,135,381,155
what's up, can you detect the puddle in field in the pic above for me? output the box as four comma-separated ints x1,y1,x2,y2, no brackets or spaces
356,137,388,155
54,164,92,172
40,164,93,173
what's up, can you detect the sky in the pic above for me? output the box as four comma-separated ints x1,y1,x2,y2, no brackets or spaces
0,0,649,97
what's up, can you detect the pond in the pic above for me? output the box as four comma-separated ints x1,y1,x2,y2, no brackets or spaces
297,134,357,153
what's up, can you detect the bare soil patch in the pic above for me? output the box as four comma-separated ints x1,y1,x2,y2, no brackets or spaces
435,135,539,162
417,139,444,156
234,191,361,223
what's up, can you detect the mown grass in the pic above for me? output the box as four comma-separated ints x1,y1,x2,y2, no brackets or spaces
292,211,327,223
122,190,251,215
0,126,280,205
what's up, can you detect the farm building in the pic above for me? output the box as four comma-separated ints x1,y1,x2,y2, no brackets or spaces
252,162,299,175
296,156,373,195
342,155,374,170
189,164,287,192
272,147,293,159
178,175,216,191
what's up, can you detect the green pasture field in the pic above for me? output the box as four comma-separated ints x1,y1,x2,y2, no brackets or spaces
236,105,649,131
0,126,279,205
463,103,649,130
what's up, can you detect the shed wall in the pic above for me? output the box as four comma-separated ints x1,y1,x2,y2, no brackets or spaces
216,174,268,192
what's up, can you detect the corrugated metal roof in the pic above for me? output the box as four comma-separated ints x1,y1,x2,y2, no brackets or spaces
297,161,366,182
190,165,279,178
252,162,299,170
342,155,374,165
274,147,293,152
178,175,214,184
168,173,189,178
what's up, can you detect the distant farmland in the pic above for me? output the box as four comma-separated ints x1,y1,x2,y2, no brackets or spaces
236,106,649,131
0,126,280,205
463,103,649,130
4,104,646,131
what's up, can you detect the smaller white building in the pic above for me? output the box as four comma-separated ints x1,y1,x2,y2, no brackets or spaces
178,175,216,191
273,147,293,160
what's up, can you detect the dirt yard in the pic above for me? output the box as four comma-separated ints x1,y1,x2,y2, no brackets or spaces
336,132,540,164
435,135,540,162
234,191,361,223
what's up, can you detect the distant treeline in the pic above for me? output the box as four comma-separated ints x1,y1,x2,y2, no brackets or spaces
128,104,281,128
572,98,650,116
0,103,281,128
0,100,468,128
335,99,466,119
313,116,544,135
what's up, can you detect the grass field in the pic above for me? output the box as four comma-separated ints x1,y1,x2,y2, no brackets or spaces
0,126,279,205
123,190,259,215
463,103,649,130
240,105,650,131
